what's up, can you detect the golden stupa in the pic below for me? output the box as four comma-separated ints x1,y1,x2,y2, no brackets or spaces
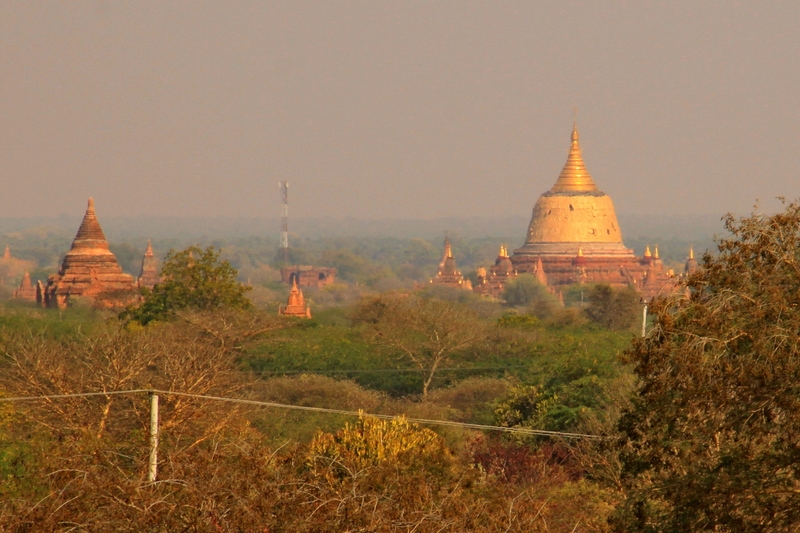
513,123,634,260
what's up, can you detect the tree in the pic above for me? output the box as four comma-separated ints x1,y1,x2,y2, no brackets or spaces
354,293,486,399
129,245,251,324
613,202,800,532
585,284,640,331
501,274,553,308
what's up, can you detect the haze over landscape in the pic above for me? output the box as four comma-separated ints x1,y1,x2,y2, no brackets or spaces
2,2,799,234
6,4,800,530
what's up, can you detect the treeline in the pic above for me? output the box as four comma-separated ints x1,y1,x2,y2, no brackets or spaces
0,224,709,292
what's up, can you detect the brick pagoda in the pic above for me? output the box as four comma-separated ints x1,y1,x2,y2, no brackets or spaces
42,198,138,309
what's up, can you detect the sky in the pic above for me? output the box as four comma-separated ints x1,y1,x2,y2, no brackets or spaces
1,2,799,222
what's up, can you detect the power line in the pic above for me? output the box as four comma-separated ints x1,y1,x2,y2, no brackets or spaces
252,365,529,376
0,389,605,440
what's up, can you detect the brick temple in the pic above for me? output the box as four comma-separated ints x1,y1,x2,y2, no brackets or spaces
280,265,337,288
138,239,160,289
41,198,139,309
430,237,472,290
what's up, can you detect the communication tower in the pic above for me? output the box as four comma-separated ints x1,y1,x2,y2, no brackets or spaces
279,181,289,263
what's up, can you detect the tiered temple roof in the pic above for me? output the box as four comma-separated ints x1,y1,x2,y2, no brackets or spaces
279,278,312,318
431,237,472,290
13,272,36,301
138,240,160,289
43,198,138,309
474,244,517,297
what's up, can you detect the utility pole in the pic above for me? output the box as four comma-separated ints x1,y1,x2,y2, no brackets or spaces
148,392,159,482
641,301,648,338
279,181,289,264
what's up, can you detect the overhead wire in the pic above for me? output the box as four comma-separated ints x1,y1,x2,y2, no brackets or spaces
0,389,606,440
251,365,529,375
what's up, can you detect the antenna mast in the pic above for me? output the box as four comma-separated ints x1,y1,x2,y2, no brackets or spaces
279,181,289,263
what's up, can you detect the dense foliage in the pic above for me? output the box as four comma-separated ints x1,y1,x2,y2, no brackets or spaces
354,293,488,398
614,202,800,532
0,308,623,532
0,224,726,531
128,245,252,324
585,284,641,331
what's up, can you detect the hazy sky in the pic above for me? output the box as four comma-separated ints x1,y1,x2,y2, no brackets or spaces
2,2,799,221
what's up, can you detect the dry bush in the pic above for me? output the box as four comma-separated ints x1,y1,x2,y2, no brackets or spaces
546,307,589,328
251,374,384,411
427,377,512,421
0,310,616,532
1,407,614,533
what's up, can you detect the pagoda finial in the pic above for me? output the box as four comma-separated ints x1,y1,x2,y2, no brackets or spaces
644,246,652,258
654,245,660,259
577,247,583,257
88,197,95,211
145,239,154,257
689,246,694,260
444,237,453,259
572,106,579,142
551,120,598,193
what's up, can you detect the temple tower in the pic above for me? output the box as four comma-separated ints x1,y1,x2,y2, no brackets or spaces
431,237,472,290
685,247,698,275
513,123,634,261
279,278,312,318
13,272,36,301
138,240,160,289
43,198,137,309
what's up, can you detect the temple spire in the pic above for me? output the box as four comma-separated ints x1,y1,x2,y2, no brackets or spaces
71,197,108,250
689,246,694,260
550,122,599,193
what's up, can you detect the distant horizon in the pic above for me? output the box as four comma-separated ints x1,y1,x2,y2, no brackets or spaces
0,212,728,242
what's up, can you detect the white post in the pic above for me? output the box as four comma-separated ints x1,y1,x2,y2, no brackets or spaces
641,303,648,338
148,392,159,482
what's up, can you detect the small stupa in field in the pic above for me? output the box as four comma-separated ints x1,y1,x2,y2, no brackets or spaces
279,278,312,318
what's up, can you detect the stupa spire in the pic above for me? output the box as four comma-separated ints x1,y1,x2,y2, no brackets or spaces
644,246,652,258
550,123,599,193
71,197,109,250
689,246,694,260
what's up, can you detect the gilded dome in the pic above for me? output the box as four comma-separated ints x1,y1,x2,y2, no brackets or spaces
514,124,633,258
